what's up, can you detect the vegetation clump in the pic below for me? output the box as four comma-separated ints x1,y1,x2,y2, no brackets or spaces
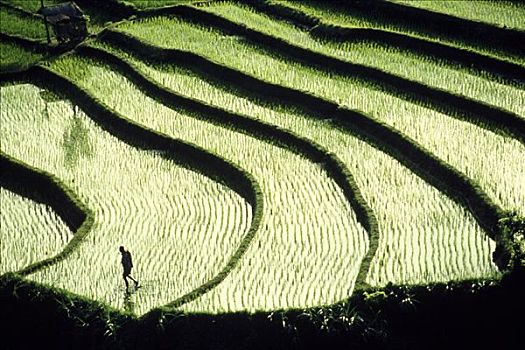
494,212,525,271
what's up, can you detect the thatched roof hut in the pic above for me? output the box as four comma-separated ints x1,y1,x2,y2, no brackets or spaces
38,2,87,44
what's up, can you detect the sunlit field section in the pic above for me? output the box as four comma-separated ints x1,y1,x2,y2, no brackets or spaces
90,43,498,310
278,0,525,65
0,41,43,72
0,188,72,274
200,2,525,117
183,134,498,312
0,83,251,315
0,6,46,39
49,54,369,311
389,0,525,30
117,18,525,217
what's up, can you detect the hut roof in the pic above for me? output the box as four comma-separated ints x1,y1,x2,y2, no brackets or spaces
38,2,84,19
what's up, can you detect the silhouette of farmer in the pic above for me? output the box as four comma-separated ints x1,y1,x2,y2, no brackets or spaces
119,246,138,292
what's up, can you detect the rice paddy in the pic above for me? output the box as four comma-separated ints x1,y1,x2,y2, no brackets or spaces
0,83,252,314
278,0,525,64
200,2,525,116
0,187,72,274
389,0,525,30
46,54,369,312
93,42,499,296
118,16,525,217
1,0,520,322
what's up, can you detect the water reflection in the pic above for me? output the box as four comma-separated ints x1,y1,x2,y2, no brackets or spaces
123,292,135,314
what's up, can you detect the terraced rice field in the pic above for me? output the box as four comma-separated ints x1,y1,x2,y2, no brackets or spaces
200,3,525,116
1,0,522,318
48,54,368,312
93,42,497,290
279,0,525,64
117,15,525,217
389,0,525,30
1,83,252,314
0,187,72,274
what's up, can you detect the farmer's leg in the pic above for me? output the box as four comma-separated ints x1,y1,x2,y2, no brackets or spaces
128,274,139,286
123,273,129,290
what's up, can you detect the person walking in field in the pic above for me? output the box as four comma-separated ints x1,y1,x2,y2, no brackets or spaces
119,246,139,292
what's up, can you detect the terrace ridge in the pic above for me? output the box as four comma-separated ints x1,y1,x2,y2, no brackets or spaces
307,0,525,58
74,0,136,19
0,31,48,52
155,5,525,144
242,0,525,87
0,151,93,276
4,270,521,349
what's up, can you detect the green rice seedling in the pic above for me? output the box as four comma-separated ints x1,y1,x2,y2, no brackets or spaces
200,2,525,116
389,0,525,30
0,40,44,72
92,43,498,313
49,54,369,311
1,83,252,315
277,0,525,65
0,188,72,274
0,7,47,39
118,18,525,217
